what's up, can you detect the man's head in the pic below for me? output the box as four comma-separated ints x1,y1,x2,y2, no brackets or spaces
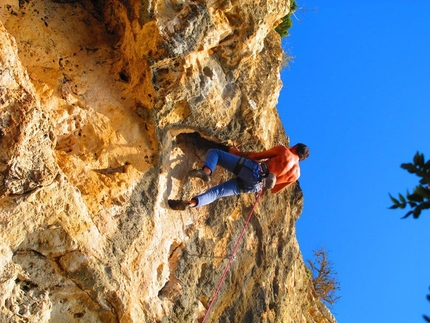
292,143,309,161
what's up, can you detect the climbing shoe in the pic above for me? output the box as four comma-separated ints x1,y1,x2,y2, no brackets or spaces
168,200,191,211
188,169,210,182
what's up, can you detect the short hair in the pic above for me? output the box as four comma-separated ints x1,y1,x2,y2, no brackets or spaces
293,143,310,161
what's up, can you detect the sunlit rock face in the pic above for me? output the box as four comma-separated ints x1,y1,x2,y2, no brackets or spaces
0,0,336,322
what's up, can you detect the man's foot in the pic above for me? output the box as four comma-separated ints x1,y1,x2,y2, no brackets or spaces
188,169,210,182
168,199,191,211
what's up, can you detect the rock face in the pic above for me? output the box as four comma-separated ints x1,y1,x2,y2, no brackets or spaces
0,0,337,322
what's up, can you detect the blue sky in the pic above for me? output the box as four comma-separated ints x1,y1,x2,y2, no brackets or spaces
278,1,430,322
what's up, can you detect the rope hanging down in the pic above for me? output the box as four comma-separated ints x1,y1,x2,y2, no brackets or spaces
201,190,263,323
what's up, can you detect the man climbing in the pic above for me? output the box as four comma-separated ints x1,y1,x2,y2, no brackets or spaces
168,143,309,210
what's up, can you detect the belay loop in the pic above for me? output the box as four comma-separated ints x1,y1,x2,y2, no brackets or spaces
201,190,263,323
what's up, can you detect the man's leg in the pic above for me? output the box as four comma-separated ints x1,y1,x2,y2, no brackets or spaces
202,149,242,174
188,148,241,181
168,179,240,210
193,178,240,207
168,149,242,210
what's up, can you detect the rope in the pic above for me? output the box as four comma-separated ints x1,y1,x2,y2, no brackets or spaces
201,190,263,323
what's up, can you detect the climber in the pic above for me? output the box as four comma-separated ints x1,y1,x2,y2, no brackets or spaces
168,143,309,210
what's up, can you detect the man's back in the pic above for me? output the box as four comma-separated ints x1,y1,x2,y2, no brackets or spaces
265,146,300,193
244,145,301,193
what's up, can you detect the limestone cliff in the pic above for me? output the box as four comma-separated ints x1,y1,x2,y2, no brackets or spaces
0,0,337,322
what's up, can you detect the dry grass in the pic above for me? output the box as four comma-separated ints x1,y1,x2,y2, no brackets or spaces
307,246,341,306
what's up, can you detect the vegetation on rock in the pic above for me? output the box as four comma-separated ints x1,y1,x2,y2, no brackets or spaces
275,0,298,38
307,246,341,307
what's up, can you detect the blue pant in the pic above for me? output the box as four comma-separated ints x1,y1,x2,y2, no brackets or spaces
194,149,262,206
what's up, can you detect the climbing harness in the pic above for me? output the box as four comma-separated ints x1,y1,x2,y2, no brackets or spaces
232,157,246,175
201,190,263,323
233,157,270,192
233,157,269,178
259,161,269,177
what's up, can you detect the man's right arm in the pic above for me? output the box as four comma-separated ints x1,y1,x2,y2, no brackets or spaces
239,145,287,161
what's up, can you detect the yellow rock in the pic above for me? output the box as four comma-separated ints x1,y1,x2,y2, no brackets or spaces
0,1,336,322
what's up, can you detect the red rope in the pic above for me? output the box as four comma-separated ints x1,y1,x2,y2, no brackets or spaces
201,191,263,323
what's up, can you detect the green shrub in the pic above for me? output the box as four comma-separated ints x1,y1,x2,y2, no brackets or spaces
275,0,297,38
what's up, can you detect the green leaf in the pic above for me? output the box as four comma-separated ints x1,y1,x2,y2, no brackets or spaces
389,205,399,209
408,201,417,208
419,178,430,185
408,193,424,203
414,152,424,167
389,194,399,205
424,189,430,200
420,153,425,166
415,186,430,199
413,207,422,219
401,163,417,174
399,194,406,203
424,315,430,323
401,210,414,219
